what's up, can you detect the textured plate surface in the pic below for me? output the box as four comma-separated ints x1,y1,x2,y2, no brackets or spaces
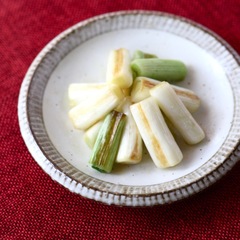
18,10,240,206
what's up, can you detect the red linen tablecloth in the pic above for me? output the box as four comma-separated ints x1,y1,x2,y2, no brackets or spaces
1,0,240,239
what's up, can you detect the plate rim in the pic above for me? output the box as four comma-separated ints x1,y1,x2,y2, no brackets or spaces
18,10,240,206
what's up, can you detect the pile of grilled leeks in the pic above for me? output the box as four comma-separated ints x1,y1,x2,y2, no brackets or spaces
68,49,205,173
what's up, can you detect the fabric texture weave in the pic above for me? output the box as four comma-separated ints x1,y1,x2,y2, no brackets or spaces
1,0,240,239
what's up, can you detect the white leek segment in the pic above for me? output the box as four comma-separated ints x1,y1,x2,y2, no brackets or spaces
68,84,124,130
150,82,205,145
116,98,143,164
68,83,108,107
84,120,103,149
130,97,183,168
131,77,200,112
106,48,133,88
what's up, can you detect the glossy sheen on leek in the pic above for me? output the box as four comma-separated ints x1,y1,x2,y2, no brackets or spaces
68,84,124,130
150,82,205,145
131,58,187,83
89,111,126,173
68,83,108,107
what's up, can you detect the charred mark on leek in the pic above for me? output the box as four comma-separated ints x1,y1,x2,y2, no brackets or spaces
89,110,126,173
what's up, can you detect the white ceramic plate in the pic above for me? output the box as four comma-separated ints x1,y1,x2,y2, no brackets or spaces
18,11,240,206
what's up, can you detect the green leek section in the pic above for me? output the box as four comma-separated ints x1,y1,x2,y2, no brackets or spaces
131,58,187,83
89,110,126,173
132,50,158,60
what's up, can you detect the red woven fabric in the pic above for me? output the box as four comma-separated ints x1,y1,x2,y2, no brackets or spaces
1,0,240,239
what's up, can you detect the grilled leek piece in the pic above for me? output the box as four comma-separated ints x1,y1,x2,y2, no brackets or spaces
116,98,143,164
131,77,200,112
89,111,126,173
131,58,187,83
130,97,183,168
150,82,205,145
69,84,124,130
106,48,133,89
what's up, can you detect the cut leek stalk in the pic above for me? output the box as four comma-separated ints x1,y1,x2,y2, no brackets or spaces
131,77,200,112
131,58,187,83
130,97,183,168
89,110,126,173
68,83,107,107
132,50,158,60
68,84,124,130
116,98,143,164
172,85,200,113
106,48,133,88
84,120,103,149
150,82,205,145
